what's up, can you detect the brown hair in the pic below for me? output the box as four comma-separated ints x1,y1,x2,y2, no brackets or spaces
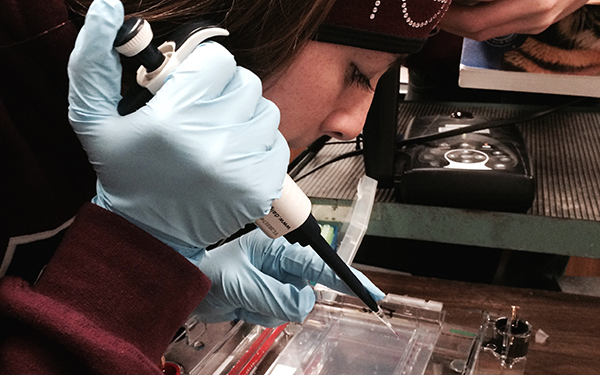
66,0,336,79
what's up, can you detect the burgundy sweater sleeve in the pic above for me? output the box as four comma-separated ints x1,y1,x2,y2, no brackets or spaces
0,203,212,374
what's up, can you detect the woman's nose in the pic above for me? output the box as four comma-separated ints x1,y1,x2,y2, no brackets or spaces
322,93,374,140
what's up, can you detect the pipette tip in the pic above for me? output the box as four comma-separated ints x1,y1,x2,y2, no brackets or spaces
373,307,401,340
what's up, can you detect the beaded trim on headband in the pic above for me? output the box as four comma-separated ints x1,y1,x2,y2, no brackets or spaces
315,0,452,54
401,0,450,29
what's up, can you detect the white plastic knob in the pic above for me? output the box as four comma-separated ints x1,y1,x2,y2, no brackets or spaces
114,19,153,57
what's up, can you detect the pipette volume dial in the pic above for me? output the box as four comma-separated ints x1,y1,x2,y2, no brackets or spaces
114,17,165,72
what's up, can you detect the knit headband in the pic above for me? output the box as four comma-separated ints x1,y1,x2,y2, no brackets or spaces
316,0,452,53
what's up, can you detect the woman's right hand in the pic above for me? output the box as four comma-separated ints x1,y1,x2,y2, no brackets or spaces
440,0,589,41
67,0,290,255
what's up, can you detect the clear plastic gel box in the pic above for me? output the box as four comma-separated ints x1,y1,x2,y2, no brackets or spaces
182,292,444,375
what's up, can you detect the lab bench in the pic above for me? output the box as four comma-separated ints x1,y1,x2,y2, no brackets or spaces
362,269,600,375
295,101,600,260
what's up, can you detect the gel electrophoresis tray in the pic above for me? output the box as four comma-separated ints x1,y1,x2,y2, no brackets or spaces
172,292,444,375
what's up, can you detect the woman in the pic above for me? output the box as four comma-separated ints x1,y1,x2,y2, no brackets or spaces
0,0,449,373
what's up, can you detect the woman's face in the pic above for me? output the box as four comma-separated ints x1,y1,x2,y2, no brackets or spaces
263,41,401,149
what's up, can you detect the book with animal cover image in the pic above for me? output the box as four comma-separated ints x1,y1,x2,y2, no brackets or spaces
459,5,600,98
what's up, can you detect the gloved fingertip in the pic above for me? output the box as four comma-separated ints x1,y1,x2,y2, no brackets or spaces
70,0,124,64
77,0,124,50
88,0,124,17
67,0,126,121
370,288,386,302
350,267,386,301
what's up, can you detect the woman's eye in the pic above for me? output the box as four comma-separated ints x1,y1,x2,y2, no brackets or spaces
349,64,373,91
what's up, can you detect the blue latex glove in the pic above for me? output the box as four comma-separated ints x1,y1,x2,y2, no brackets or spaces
194,229,386,327
67,0,289,257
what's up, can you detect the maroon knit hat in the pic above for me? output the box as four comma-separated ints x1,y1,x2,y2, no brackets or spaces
316,0,452,54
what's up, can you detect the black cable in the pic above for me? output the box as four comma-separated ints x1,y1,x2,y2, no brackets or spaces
322,140,362,145
294,149,364,182
288,135,331,177
396,98,584,147
294,98,585,182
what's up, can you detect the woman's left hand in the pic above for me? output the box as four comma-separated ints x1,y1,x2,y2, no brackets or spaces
192,229,385,327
